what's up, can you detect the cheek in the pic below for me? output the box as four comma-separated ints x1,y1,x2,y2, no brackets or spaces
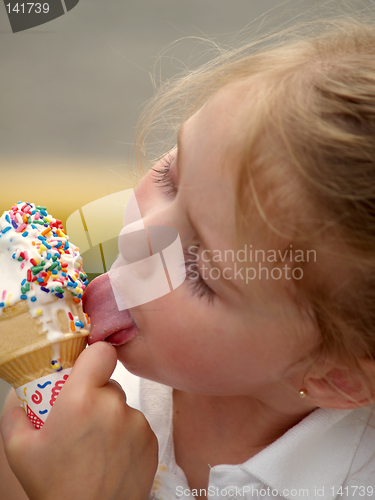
139,290,211,351
153,314,233,378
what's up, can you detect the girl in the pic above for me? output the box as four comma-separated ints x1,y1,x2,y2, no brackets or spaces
2,17,375,500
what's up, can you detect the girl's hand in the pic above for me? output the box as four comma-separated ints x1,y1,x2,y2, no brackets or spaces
0,342,158,500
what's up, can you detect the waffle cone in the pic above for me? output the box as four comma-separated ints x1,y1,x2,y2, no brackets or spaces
0,298,89,388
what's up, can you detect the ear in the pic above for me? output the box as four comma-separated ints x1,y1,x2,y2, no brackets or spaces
304,360,375,410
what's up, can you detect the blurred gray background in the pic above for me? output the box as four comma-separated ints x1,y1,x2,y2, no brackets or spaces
1,0,374,410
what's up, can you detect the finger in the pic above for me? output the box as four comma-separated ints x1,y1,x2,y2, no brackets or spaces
0,405,36,450
106,379,127,401
68,341,118,389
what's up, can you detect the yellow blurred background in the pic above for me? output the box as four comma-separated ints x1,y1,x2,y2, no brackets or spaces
0,157,140,227
0,158,142,282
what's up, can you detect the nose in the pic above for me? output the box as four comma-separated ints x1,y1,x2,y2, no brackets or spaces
110,206,186,309
118,187,178,269
118,221,150,265
132,167,180,230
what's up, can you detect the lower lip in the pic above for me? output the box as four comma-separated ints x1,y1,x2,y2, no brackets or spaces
103,324,138,347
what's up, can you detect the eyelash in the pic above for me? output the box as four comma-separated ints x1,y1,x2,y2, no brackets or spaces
152,153,215,304
184,246,215,305
151,154,177,196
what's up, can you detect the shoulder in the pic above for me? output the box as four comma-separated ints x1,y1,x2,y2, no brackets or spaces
342,405,375,488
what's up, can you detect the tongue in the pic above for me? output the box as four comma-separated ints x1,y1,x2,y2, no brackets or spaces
82,273,135,344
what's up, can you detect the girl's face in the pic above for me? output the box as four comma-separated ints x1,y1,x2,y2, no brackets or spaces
85,86,320,405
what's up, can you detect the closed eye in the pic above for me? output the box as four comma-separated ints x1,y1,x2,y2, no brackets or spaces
152,153,215,304
184,245,215,305
151,154,177,197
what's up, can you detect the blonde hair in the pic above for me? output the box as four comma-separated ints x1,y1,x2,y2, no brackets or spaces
136,18,375,380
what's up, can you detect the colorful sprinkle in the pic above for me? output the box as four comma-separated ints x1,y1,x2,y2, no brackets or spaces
0,202,88,320
16,223,27,233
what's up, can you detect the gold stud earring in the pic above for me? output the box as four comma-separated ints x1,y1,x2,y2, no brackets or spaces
299,389,307,398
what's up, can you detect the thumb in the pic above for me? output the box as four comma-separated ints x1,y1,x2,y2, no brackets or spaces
1,405,36,457
67,341,118,389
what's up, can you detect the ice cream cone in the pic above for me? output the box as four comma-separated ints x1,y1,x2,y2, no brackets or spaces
0,202,91,427
0,297,89,389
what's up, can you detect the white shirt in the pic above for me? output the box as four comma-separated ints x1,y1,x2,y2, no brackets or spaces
112,362,375,500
